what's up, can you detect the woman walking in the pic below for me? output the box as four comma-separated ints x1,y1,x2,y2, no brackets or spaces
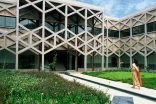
131,59,142,89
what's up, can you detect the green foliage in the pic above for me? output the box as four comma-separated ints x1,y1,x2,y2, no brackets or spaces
1,56,8,70
82,70,156,90
49,53,57,68
0,71,110,104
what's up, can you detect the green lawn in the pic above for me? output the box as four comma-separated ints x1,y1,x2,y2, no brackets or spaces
82,70,156,90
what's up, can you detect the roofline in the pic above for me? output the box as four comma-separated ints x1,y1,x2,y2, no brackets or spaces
104,15,119,20
120,4,156,20
50,0,104,12
0,0,16,4
104,3,156,21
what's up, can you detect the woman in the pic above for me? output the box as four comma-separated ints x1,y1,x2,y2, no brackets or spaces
131,59,142,89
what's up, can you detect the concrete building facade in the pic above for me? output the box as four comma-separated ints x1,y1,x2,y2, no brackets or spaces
0,0,156,71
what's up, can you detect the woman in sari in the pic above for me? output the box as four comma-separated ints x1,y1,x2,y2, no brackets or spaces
131,59,142,89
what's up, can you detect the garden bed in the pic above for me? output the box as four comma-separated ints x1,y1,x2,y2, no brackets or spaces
0,70,110,104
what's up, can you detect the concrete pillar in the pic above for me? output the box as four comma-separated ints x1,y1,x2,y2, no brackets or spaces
118,57,120,69
15,0,19,70
106,56,108,68
84,55,87,71
41,0,45,71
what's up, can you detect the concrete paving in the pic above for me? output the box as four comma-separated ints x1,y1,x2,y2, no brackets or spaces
58,71,156,104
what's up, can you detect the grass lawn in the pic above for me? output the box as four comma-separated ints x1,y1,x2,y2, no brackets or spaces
0,70,110,104
82,70,156,90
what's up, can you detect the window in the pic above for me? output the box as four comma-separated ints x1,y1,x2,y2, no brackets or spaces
20,19,29,27
0,16,16,28
104,29,107,36
20,19,38,29
132,25,144,35
108,29,119,38
147,22,156,32
94,27,101,35
120,29,130,37
0,16,5,26
28,20,36,29
6,17,16,27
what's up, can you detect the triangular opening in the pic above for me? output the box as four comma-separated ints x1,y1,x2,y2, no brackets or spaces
121,45,124,50
6,37,15,46
49,1,61,7
87,9,93,17
72,6,81,11
146,13,153,20
134,14,142,20
90,9,99,14
33,41,42,53
147,41,153,49
88,40,94,48
56,35,65,46
146,36,153,44
131,39,136,46
67,30,75,40
146,47,152,54
68,5,75,14
44,42,52,52
140,47,145,54
137,43,144,50
44,27,54,38
19,0,29,7
115,49,120,55
7,31,16,40
140,14,145,22
34,1,43,11
126,49,131,55
58,5,66,14
32,35,41,44
45,1,54,11
131,48,136,55
68,38,75,47
20,34,30,45
139,36,145,42
33,28,43,38
7,43,16,53
87,33,94,41
147,16,156,23
79,9,85,16
0,10,13,16
87,44,93,53
18,41,28,52
77,37,84,47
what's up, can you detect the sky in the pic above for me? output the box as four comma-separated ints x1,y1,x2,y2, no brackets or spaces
72,0,156,18
7,0,156,18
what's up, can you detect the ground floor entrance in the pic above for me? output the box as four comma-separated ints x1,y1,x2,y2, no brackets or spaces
45,51,76,70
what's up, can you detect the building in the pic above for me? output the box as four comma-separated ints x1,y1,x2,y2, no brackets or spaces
0,0,156,71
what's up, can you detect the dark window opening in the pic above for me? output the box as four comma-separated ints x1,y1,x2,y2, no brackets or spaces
108,29,119,38
132,25,144,35
147,21,156,32
120,29,130,37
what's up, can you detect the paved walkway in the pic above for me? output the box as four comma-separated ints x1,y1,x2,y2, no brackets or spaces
58,71,156,104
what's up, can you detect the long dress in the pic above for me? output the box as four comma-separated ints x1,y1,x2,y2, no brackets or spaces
131,63,142,88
